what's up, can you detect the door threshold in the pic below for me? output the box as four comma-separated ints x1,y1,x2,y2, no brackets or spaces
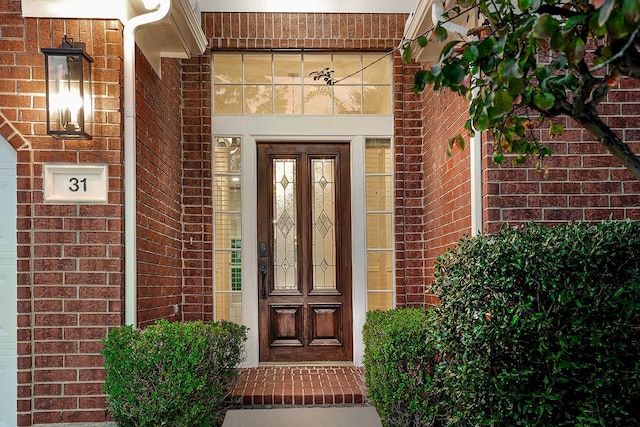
258,361,355,367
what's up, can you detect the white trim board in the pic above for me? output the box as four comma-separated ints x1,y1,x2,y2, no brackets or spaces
215,114,393,367
198,0,419,13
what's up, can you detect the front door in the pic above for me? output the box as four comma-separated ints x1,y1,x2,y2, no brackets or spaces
257,142,352,363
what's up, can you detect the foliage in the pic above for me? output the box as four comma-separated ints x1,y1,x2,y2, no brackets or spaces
405,0,640,180
102,320,247,427
363,221,640,426
433,221,640,426
362,308,444,427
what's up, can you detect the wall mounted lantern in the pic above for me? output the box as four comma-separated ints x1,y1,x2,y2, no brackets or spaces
42,35,93,140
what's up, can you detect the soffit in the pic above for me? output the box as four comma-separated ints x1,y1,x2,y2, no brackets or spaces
403,0,480,63
21,0,207,74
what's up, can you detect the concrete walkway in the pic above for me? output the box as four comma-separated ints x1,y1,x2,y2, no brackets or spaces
222,406,383,427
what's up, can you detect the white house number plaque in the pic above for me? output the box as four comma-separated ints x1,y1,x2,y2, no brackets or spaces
44,164,108,203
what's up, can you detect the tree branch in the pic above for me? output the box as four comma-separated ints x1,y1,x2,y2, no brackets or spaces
592,30,640,76
573,110,640,181
536,4,582,17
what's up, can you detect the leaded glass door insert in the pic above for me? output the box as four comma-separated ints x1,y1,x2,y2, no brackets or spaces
257,142,352,362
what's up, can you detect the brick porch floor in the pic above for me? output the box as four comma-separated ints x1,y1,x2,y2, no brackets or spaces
230,366,369,407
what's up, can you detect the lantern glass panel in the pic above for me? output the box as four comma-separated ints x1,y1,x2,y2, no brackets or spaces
44,48,93,140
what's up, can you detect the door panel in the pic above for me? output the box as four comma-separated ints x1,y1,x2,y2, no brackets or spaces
257,142,352,362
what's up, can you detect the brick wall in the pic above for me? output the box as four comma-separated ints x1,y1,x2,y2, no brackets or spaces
135,51,184,328
181,54,213,323
0,4,125,424
193,12,426,307
394,56,428,307
420,72,472,306
483,77,640,233
1,2,191,423
416,68,640,291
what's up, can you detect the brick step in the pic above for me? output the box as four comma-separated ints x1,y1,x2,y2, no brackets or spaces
230,366,368,407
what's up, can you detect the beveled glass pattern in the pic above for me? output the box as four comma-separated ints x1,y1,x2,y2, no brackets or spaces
212,53,392,115
273,159,298,291
312,159,337,291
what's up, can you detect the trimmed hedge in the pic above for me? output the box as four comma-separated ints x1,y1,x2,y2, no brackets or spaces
363,308,442,427
363,221,640,426
102,320,247,427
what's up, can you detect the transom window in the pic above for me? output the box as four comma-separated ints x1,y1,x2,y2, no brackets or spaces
213,53,392,115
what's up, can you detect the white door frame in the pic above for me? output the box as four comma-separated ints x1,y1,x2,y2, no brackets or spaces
213,115,393,367
0,137,17,427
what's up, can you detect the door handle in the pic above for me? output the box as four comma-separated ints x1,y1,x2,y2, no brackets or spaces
259,261,268,299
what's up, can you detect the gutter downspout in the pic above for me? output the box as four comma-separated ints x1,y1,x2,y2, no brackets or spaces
469,71,483,236
432,0,475,43
470,128,482,236
123,0,172,326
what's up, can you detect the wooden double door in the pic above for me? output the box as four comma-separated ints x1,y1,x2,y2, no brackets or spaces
257,142,352,363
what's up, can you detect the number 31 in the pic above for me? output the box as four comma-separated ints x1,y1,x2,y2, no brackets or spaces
69,177,87,192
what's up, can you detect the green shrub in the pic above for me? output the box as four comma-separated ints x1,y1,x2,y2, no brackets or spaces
363,308,444,427
434,221,640,426
102,319,247,427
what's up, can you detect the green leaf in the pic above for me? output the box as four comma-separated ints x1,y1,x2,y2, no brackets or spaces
589,13,608,36
474,110,490,131
417,35,428,48
442,64,465,85
481,56,495,74
606,9,630,39
402,43,413,64
565,36,586,63
623,0,640,26
435,25,448,43
532,14,560,38
555,74,578,90
549,123,564,139
493,152,505,163
518,0,531,11
598,0,615,27
440,40,461,60
550,30,565,51
413,70,428,94
564,14,587,31
463,45,479,62
493,90,514,114
447,135,466,157
534,92,556,111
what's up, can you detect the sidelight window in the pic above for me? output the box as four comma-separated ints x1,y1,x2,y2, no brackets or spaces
213,137,242,322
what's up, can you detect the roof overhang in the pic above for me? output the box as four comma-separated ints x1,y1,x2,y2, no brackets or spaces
403,0,480,63
21,0,207,74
